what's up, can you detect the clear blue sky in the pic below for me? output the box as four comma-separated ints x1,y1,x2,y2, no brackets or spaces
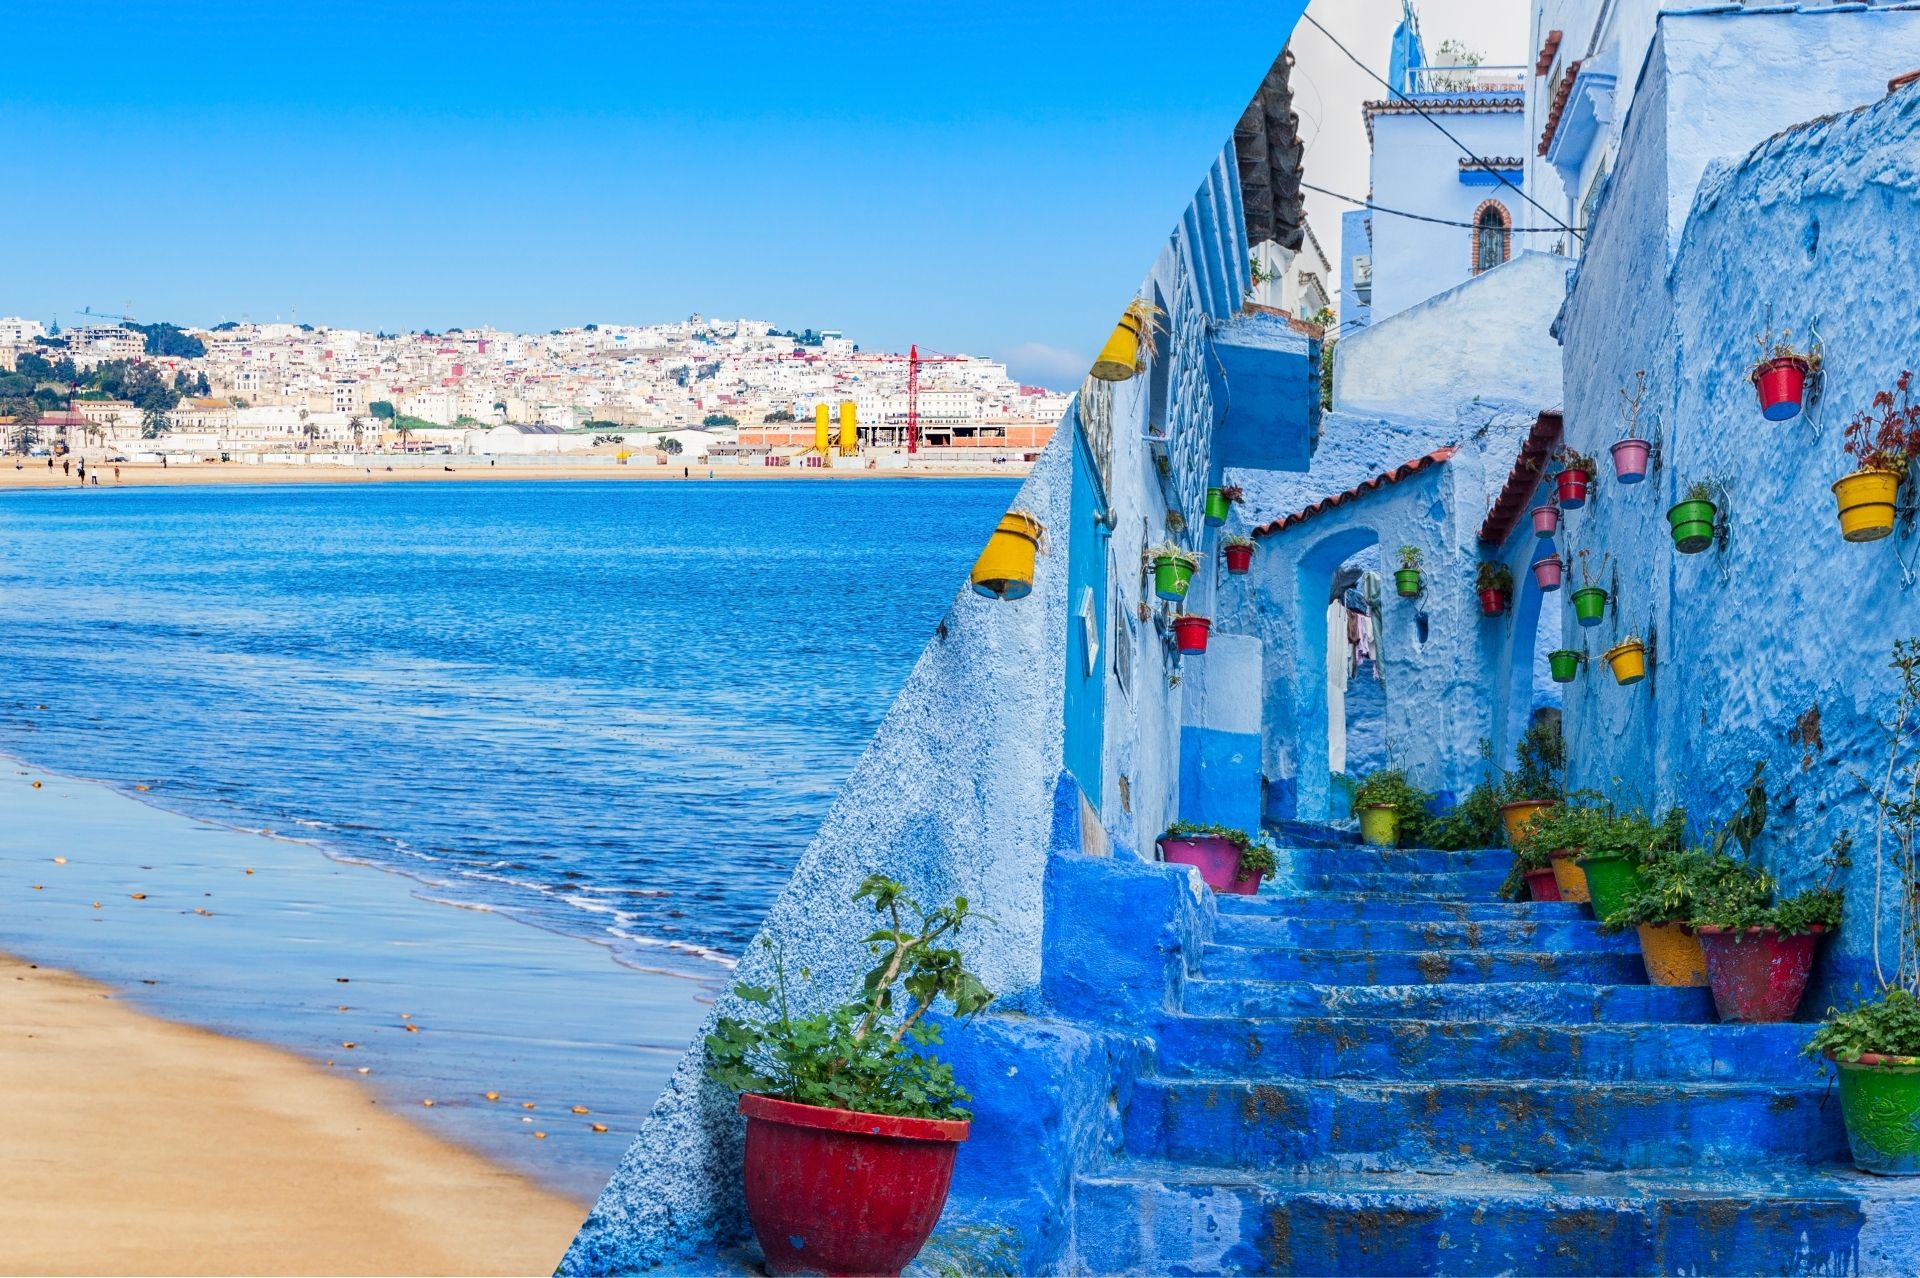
0,2,1306,387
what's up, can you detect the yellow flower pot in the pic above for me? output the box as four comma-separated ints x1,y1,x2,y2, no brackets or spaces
970,513,1043,600
1604,638,1647,686
1089,311,1146,382
1549,850,1590,903
1499,799,1556,845
1833,469,1900,543
1358,804,1398,847
1637,922,1709,986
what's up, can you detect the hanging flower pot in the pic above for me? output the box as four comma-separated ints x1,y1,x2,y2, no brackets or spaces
739,1093,969,1277
1150,545,1200,601
1532,504,1560,537
1548,649,1583,683
1222,536,1254,575
1604,636,1648,685
1833,469,1900,543
1752,355,1814,422
1610,438,1652,484
1525,867,1563,902
1478,588,1509,616
1393,546,1423,597
1173,614,1211,654
1668,486,1718,554
1476,562,1513,616
1532,553,1564,592
969,512,1043,600
1571,585,1608,627
1831,1052,1920,1175
1204,485,1242,527
1696,925,1824,1023
1089,300,1160,383
1636,922,1709,986
1554,450,1597,510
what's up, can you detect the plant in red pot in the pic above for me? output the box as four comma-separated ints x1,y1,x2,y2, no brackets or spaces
1750,329,1820,422
1554,448,1597,509
1692,833,1847,1024
1159,821,1277,895
1610,370,1653,484
705,876,994,1277
1476,561,1513,616
1222,533,1255,575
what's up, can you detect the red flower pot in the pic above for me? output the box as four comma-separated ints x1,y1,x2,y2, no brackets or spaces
1223,543,1254,575
1533,554,1563,592
1556,467,1592,509
1610,438,1652,484
1531,504,1559,537
1525,867,1562,902
1696,924,1824,1023
1160,835,1263,895
1753,357,1811,422
1173,615,1211,654
1478,587,1509,616
739,1093,969,1277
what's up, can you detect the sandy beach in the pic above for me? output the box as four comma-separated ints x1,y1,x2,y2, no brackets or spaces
1,953,587,1275
0,457,1028,489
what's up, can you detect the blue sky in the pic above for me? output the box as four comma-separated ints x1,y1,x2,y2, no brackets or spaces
1,2,1307,387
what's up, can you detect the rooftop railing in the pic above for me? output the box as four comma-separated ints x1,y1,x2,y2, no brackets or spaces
1406,64,1528,96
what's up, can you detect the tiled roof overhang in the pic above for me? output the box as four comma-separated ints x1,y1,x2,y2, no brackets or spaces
1252,448,1456,538
1477,411,1564,545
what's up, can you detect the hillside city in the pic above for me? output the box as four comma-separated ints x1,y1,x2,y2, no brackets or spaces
0,313,1072,467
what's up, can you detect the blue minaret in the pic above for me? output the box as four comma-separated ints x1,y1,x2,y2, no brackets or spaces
1386,0,1426,96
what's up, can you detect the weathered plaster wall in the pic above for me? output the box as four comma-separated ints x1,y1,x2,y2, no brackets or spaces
1552,43,1920,1008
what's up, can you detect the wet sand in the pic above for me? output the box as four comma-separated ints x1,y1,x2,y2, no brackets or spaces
0,953,588,1275
0,458,1028,489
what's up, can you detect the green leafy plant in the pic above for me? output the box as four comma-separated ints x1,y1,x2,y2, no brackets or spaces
1396,546,1422,571
1476,561,1513,595
1808,987,1920,1063
704,876,994,1121
1351,768,1432,847
1164,821,1277,878
1600,845,1756,932
1221,532,1254,549
1502,719,1566,804
1149,542,1199,568
1685,479,1715,503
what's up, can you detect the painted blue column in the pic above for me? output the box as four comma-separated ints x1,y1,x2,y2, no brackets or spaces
1063,421,1108,812
1177,634,1263,834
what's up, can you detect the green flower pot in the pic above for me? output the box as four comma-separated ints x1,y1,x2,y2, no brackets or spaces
1572,585,1608,628
1577,853,1644,923
1835,1054,1920,1175
1548,649,1582,683
1204,488,1231,527
1394,568,1422,597
1668,499,1717,554
1154,556,1196,601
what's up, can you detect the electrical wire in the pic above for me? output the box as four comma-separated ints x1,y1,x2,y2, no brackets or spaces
1298,11,1581,242
1302,179,1579,234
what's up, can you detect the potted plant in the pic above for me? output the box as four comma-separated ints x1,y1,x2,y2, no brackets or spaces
1150,543,1201,601
1578,808,1683,923
1532,551,1564,592
1835,370,1920,543
1751,330,1819,422
1601,848,1725,986
1158,822,1276,895
1571,550,1609,627
1668,481,1718,554
1353,767,1431,849
1394,546,1423,597
1548,648,1584,683
1496,720,1565,849
1513,804,1593,904
1695,839,1845,1023
1173,613,1212,654
1532,498,1560,538
705,876,994,1277
1555,448,1597,509
1222,533,1255,575
1807,641,1920,1172
1089,298,1162,383
970,511,1044,600
1611,370,1653,484
1204,484,1243,527
1476,561,1513,616
1604,635,1648,686
1509,839,1561,901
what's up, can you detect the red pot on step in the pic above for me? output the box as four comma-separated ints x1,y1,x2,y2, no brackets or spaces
1525,867,1563,902
739,1092,969,1277
1224,542,1254,574
1696,924,1825,1022
1533,554,1563,592
1556,467,1591,509
1160,835,1263,895
1173,615,1212,654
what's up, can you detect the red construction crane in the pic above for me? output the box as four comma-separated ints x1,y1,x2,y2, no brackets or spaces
906,344,963,454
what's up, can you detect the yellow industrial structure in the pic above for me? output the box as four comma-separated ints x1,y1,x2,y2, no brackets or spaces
814,403,831,456
838,400,858,456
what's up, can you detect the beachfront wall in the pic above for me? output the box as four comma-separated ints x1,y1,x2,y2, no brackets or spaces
1549,10,1920,1011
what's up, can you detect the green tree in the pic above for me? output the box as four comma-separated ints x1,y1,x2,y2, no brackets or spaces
369,400,396,420
660,436,684,456
702,412,737,427
140,408,172,439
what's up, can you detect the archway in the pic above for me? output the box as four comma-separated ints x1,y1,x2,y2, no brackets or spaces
1290,524,1384,821
1499,541,1565,769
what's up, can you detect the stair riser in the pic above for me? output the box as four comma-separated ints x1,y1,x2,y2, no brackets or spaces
1203,946,1647,985
1286,846,1515,874
1071,1178,1872,1277
1218,896,1588,922
1215,915,1635,953
1183,979,1717,1022
1125,1081,1849,1172
1152,1018,1822,1084
1295,870,1511,896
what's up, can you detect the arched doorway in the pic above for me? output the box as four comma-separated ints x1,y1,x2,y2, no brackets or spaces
1500,541,1564,768
1289,525,1384,821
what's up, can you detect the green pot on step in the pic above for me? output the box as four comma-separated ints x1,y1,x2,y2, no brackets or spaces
1577,853,1644,923
1571,585,1608,627
1394,568,1422,597
1834,1054,1920,1175
1204,487,1232,526
1548,649,1582,683
1668,499,1718,554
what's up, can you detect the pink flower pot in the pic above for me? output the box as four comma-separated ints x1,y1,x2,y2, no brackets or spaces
1532,505,1559,538
1610,438,1652,485
1533,554,1563,591
1159,835,1262,896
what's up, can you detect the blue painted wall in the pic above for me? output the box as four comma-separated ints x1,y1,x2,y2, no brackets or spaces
1065,418,1108,811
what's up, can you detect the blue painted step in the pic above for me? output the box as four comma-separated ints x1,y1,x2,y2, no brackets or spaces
1219,895,1587,922
1182,979,1714,1023
1151,1015,1821,1084
1294,868,1511,897
1201,943,1646,985
1214,912,1636,953
1284,845,1515,874
1124,1077,1849,1172
1070,1163,1916,1277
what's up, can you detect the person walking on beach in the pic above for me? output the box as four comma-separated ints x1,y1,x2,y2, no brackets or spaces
76,458,85,485
114,465,121,483
62,458,69,477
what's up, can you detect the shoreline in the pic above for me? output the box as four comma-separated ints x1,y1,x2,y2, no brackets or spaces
0,952,587,1276
0,459,1029,489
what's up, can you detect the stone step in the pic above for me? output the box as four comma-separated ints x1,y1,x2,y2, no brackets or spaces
1294,868,1510,897
1217,895,1586,923
1070,1163,1910,1277
1182,979,1709,1023
1283,845,1514,875
1214,912,1635,954
1151,1015,1820,1084
1123,1077,1848,1173
1200,943,1645,986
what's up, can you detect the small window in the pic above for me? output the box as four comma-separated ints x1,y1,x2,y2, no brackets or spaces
1473,202,1511,274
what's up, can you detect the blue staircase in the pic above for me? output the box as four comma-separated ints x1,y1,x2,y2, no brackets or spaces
1064,839,1920,1275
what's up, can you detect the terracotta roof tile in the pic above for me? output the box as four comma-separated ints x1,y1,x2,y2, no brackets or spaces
1477,411,1564,545
1538,61,1583,157
1252,448,1456,538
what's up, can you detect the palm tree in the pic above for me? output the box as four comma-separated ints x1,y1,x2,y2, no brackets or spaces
349,415,366,450
394,420,415,452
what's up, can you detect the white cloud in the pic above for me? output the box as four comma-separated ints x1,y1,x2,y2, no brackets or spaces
999,341,1092,391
